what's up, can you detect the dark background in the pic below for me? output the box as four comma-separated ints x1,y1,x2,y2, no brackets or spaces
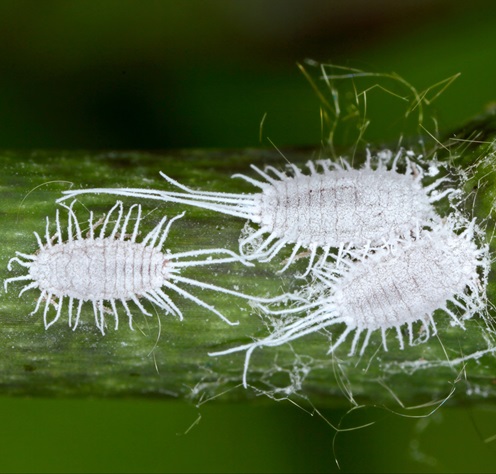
1,1,496,472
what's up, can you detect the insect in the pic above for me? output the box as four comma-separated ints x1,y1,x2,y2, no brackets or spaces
210,217,489,387
57,149,454,274
4,200,280,334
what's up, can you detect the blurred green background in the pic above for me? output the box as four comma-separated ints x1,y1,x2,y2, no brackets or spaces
1,1,496,472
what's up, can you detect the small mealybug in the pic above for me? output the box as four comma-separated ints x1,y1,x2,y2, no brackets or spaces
4,201,279,334
210,216,489,387
57,149,453,274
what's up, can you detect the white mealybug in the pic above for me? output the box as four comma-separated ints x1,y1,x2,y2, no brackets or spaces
210,217,489,387
4,201,278,334
57,149,454,274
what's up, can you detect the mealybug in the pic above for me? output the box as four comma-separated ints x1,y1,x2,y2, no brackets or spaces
210,217,489,387
4,201,277,334
57,149,453,274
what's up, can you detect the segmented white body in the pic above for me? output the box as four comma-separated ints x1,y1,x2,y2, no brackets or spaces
33,240,169,302
210,218,489,387
57,149,453,274
249,156,437,248
4,201,276,334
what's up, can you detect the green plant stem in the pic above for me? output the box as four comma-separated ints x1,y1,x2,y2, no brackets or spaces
1,142,495,407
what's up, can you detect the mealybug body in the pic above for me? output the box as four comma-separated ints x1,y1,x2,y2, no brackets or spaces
4,201,274,334
57,150,453,273
210,218,489,387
